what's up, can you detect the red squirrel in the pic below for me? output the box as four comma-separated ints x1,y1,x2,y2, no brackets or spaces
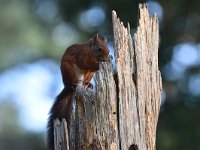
47,34,109,150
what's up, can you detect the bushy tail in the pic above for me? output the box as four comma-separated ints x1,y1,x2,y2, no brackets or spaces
47,87,74,150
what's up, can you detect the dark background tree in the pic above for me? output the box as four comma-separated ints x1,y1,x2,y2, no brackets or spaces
0,0,199,149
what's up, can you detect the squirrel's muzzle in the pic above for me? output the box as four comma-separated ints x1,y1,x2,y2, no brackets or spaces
98,57,107,62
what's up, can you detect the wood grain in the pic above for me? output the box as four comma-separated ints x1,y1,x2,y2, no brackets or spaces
53,4,162,150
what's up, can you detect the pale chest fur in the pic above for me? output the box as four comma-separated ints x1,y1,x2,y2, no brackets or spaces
73,64,85,83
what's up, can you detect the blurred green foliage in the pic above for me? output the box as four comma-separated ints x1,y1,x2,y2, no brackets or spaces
157,102,200,149
0,100,46,150
0,0,199,149
0,0,63,71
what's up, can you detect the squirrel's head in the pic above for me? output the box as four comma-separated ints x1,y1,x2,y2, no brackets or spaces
89,34,109,62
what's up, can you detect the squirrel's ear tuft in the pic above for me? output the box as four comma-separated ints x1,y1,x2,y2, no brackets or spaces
93,33,99,44
102,36,107,44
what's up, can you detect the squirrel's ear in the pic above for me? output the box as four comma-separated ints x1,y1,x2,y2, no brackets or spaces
102,36,107,44
93,33,99,44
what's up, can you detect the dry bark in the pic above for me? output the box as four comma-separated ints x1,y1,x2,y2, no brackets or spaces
54,119,69,150
54,3,162,150
112,4,162,150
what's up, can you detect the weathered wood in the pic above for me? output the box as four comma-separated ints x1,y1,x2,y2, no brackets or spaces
94,60,120,150
53,3,162,150
54,119,69,150
112,4,162,150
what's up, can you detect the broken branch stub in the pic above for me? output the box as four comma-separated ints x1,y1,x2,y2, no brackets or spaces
53,3,162,150
112,3,162,150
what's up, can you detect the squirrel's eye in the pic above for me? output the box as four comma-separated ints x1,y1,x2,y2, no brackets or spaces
98,47,103,52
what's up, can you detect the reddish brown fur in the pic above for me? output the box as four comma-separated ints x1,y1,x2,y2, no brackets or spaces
47,34,109,150
61,34,109,88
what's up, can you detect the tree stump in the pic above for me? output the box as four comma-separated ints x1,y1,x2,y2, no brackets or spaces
54,3,162,150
